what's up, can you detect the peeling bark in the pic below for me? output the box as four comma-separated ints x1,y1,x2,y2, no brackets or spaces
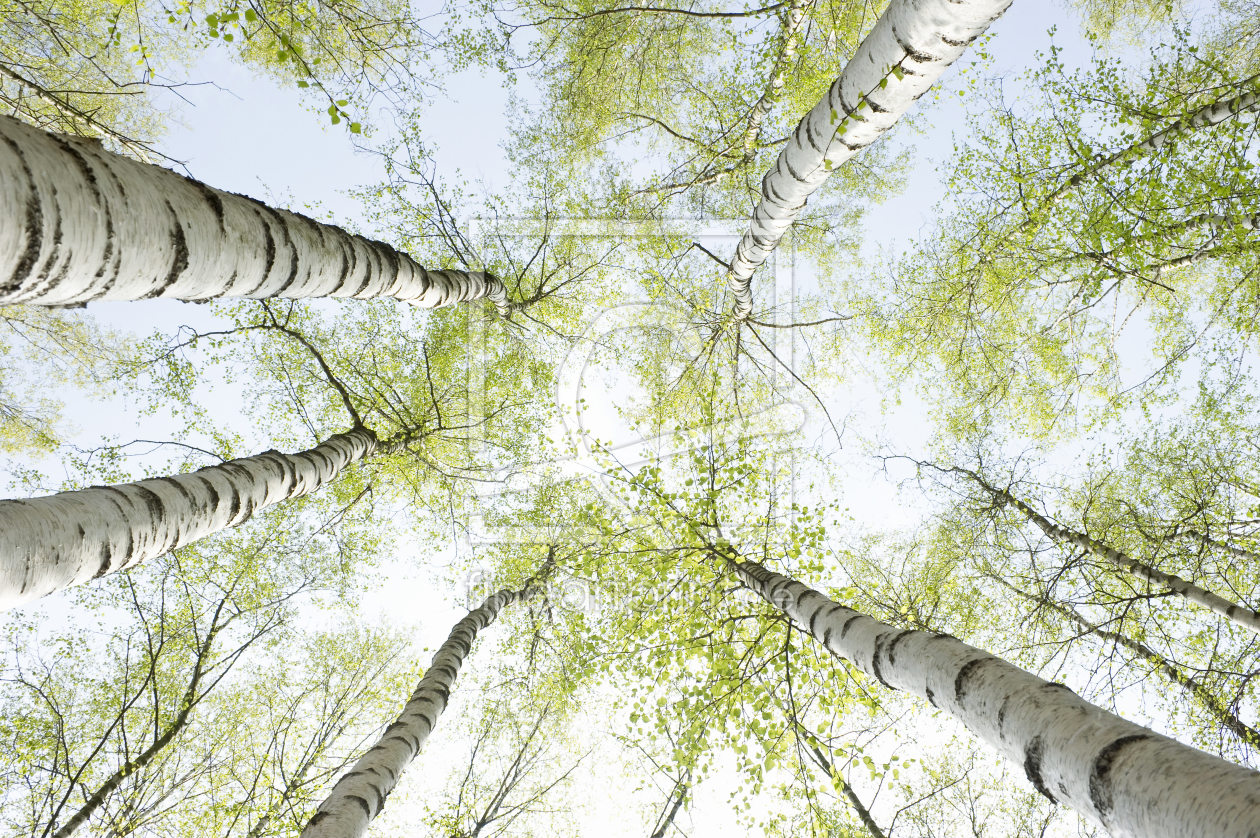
0,116,508,313
0,427,389,610
733,558,1260,838
727,0,1012,318
300,585,533,838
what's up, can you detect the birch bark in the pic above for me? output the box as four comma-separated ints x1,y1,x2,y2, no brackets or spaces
727,0,1012,318
0,115,508,313
949,465,1260,635
0,427,390,610
992,576,1260,747
732,558,1260,838
300,585,532,838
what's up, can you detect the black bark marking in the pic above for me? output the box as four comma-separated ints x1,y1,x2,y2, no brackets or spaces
225,487,242,524
349,796,372,817
840,614,861,638
924,686,937,707
1089,734,1149,821
1,134,44,296
890,24,942,63
869,633,893,688
193,475,220,512
270,210,301,295
94,543,113,578
808,603,823,635
94,212,115,281
954,657,991,705
192,181,225,233
31,184,65,296
997,695,1011,739
1043,681,1076,695
132,485,166,521
886,629,914,665
1022,736,1057,804
51,136,101,204
150,201,189,298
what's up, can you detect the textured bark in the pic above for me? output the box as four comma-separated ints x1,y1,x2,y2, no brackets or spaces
0,427,384,610
300,586,529,838
994,577,1260,748
952,466,1260,635
0,115,508,312
648,773,690,838
733,559,1260,838
727,0,1011,318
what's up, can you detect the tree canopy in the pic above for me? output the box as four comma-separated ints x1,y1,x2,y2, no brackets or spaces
3,0,1260,835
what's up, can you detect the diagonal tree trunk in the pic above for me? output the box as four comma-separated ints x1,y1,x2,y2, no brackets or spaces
992,575,1260,748
0,115,508,313
943,463,1260,635
300,566,548,838
48,616,225,838
728,555,1260,838
1169,526,1260,565
726,0,1012,319
0,427,400,610
1037,73,1260,210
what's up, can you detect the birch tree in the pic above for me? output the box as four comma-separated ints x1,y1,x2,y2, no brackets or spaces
726,553,1260,837
726,0,1012,318
300,554,553,838
0,115,509,311
0,497,350,838
0,425,396,611
920,459,1260,634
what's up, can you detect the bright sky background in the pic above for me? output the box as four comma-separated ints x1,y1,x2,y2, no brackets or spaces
3,3,1173,834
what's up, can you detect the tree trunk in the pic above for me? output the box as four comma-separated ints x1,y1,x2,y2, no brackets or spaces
730,557,1260,838
1170,527,1260,565
727,0,1011,318
0,427,387,610
993,576,1260,748
0,115,508,313
951,464,1260,635
1039,73,1260,209
300,585,533,838
48,617,222,837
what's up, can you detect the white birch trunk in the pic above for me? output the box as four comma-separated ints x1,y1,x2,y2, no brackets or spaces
1006,494,1260,635
1171,527,1260,565
0,427,380,610
727,0,1011,318
300,587,526,838
0,115,508,312
949,464,1260,636
733,559,1260,838
1042,73,1260,207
